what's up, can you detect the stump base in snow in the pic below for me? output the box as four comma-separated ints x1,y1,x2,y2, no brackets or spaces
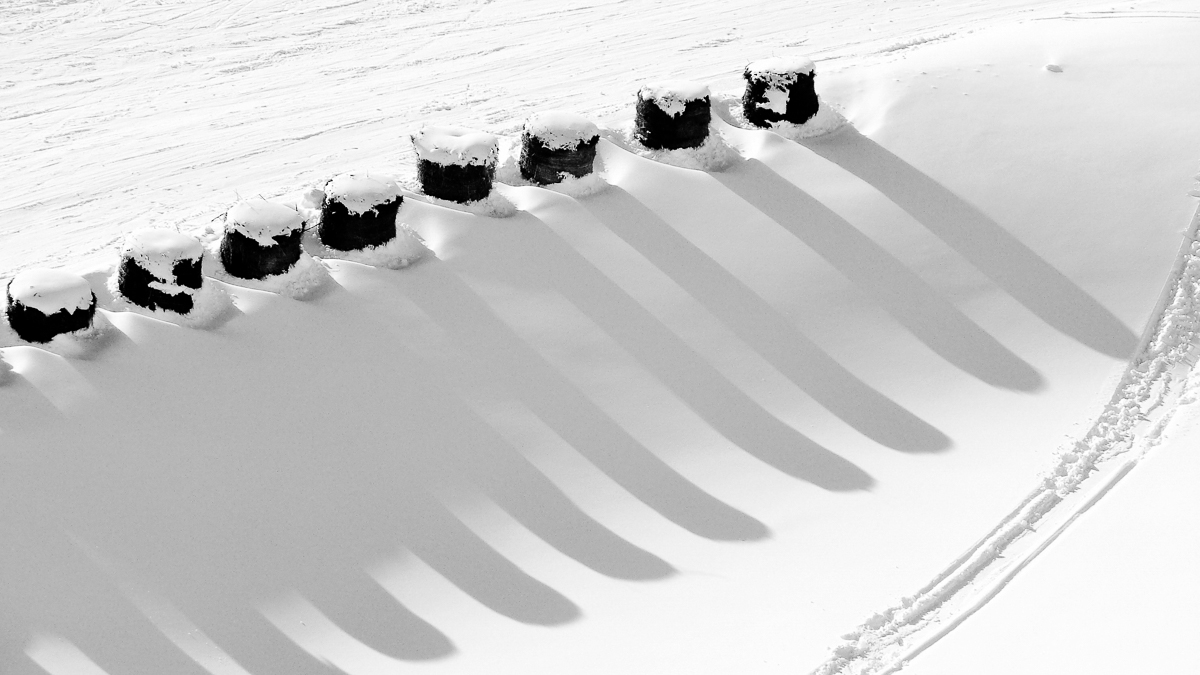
519,111,600,185
319,173,404,251
412,126,498,204
5,269,97,343
417,160,495,203
742,57,819,127
219,200,305,280
635,82,712,150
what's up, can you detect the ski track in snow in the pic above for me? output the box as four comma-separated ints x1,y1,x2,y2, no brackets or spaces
815,203,1200,674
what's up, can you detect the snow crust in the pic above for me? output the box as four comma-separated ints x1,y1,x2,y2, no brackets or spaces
524,111,600,150
121,228,204,282
324,172,402,215
412,126,498,167
225,199,305,246
6,269,94,314
638,80,711,117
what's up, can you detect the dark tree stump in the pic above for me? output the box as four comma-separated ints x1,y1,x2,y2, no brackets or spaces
5,269,97,343
412,126,498,203
635,82,711,150
219,200,305,280
519,111,600,185
319,173,403,251
117,229,204,314
742,57,819,127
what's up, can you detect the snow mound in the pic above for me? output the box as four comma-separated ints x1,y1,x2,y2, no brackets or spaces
203,242,332,300
411,126,499,166
324,172,402,216
603,121,740,172
225,199,305,247
638,80,711,117
524,111,600,150
713,91,847,140
303,223,429,270
106,272,235,328
400,178,518,217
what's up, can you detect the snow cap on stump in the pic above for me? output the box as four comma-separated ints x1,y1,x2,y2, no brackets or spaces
219,198,305,280
520,111,600,185
5,268,97,343
635,80,711,150
742,56,819,127
319,172,403,251
412,126,499,203
117,228,205,314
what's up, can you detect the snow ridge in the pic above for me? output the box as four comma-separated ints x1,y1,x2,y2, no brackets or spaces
814,202,1200,675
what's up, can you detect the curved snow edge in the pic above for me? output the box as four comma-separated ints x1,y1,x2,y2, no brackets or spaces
813,200,1200,675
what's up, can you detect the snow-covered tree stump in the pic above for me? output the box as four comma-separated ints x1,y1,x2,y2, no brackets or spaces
219,199,305,280
634,81,711,150
412,126,498,203
519,111,600,185
5,269,97,343
742,57,819,127
117,229,205,314
319,173,403,251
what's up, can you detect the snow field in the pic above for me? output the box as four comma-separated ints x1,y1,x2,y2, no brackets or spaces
1,2,1200,674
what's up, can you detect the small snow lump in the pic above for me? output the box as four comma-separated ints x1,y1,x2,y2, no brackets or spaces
5,268,97,343
411,126,499,203
219,199,305,280
742,56,819,127
519,111,600,185
319,172,403,251
635,80,711,150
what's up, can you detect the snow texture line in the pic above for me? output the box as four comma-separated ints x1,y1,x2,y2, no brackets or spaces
813,199,1200,675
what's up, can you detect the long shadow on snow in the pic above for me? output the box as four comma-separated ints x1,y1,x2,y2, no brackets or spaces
390,258,770,542
797,125,1138,360
582,186,950,454
435,203,872,491
711,159,1044,392
1,291,642,674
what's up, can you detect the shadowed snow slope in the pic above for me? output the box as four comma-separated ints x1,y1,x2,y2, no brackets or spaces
2,2,1199,674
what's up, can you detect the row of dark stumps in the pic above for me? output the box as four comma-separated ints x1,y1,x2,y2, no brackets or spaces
3,57,822,344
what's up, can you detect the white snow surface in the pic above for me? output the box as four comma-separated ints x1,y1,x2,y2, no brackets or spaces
524,111,601,150
225,199,305,247
121,228,205,282
412,126,500,167
2,2,1200,674
638,80,712,117
5,268,94,314
323,173,403,216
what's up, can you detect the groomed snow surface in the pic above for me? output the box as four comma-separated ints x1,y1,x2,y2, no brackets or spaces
2,1,1200,674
